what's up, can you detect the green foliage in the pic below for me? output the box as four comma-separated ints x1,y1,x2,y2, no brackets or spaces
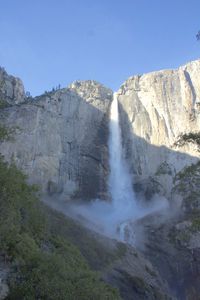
46,207,127,272
0,125,16,141
0,125,11,141
117,270,165,299
182,132,200,145
0,157,45,255
0,156,120,299
0,99,10,109
174,161,200,182
173,161,200,213
168,226,188,246
191,217,200,232
175,132,200,148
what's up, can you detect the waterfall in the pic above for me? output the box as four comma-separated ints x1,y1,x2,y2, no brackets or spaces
69,92,168,243
108,93,137,241
69,93,138,243
109,93,136,211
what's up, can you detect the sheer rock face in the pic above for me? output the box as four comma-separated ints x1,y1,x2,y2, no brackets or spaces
0,78,112,200
1,61,200,299
0,67,25,104
117,60,200,198
1,60,200,202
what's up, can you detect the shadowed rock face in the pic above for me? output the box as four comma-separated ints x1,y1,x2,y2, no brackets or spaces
0,77,112,200
137,160,200,299
115,60,200,299
1,60,200,201
1,61,200,299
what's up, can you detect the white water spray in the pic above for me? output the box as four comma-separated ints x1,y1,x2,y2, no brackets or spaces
69,93,139,242
109,93,136,210
108,93,137,239
68,93,169,243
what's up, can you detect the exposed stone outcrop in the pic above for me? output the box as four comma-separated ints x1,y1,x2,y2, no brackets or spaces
117,59,200,198
116,60,200,299
135,211,200,299
136,160,200,299
0,76,112,200
1,60,200,299
0,67,25,105
1,60,200,201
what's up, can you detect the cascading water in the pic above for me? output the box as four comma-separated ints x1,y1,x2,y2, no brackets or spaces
68,92,169,243
69,93,139,243
108,93,137,241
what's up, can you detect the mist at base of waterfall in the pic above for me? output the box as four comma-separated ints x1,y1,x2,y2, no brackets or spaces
69,194,169,244
68,93,170,244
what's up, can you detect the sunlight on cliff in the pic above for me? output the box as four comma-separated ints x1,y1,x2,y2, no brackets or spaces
69,93,169,244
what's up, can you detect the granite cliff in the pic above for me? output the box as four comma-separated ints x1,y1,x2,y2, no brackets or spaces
118,60,200,200
0,60,200,299
116,59,200,299
1,61,200,202
0,67,25,105
0,72,112,200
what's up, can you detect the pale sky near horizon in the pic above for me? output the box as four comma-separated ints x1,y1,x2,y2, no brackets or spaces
0,0,200,96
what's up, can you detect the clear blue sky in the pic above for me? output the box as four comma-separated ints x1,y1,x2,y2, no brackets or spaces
0,0,200,96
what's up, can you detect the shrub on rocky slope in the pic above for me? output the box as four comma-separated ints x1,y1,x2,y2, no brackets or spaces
0,156,120,300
